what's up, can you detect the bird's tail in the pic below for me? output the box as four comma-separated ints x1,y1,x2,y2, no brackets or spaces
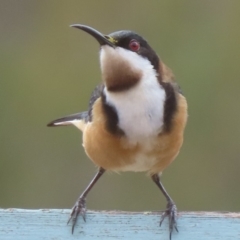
47,111,88,131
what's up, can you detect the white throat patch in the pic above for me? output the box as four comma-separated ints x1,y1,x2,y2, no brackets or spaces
101,47,166,145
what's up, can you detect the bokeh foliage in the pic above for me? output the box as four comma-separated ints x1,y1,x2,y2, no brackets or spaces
0,1,240,212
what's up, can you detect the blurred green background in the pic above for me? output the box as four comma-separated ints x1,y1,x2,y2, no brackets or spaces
1,1,240,213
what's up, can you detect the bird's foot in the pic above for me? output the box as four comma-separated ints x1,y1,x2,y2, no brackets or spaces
67,197,86,233
160,201,178,240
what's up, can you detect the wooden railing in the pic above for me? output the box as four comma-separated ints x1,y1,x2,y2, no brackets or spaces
1,209,240,239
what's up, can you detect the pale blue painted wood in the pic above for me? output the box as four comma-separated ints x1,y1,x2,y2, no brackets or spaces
0,209,240,240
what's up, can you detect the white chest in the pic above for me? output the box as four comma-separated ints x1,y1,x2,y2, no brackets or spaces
104,73,166,145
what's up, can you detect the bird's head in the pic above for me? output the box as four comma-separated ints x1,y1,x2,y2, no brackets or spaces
71,24,162,92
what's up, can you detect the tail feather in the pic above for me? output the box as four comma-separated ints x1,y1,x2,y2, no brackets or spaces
47,111,88,131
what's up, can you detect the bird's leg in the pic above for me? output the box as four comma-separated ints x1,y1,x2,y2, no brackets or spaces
68,167,105,233
151,174,178,240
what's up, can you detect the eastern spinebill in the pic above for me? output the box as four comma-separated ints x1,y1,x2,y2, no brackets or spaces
47,24,188,239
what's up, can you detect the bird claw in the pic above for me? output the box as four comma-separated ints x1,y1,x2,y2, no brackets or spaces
160,201,178,240
67,197,86,233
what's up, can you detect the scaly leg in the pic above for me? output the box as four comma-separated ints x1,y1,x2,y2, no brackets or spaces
151,174,178,240
68,167,105,233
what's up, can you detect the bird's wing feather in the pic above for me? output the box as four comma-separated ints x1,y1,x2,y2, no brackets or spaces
87,83,104,121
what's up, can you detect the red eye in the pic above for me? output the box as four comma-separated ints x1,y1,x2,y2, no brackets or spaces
129,39,140,52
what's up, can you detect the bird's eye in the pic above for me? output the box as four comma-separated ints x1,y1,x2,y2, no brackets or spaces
129,40,140,52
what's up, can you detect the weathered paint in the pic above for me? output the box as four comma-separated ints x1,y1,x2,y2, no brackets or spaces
0,209,240,240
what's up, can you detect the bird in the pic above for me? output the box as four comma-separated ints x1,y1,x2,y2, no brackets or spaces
47,24,188,239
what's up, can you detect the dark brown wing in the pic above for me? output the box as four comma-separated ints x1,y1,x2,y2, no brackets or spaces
87,84,104,122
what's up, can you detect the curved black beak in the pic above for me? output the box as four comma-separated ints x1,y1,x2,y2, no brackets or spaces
70,24,116,47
